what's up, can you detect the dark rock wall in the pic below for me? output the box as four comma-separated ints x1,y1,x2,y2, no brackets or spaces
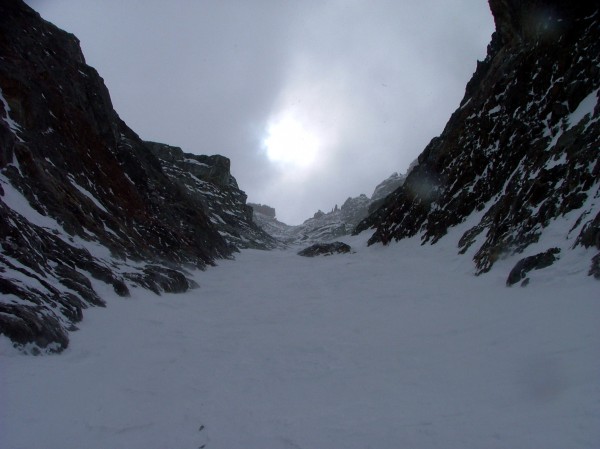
0,1,268,352
249,203,276,219
488,0,597,46
356,1,599,275
0,2,230,267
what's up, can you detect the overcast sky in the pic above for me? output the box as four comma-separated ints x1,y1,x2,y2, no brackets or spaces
25,0,494,225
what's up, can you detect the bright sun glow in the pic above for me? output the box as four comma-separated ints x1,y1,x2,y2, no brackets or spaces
263,116,319,168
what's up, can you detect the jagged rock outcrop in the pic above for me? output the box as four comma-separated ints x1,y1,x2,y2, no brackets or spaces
506,247,561,286
253,195,369,245
290,195,371,243
0,1,269,352
356,1,599,278
252,173,405,245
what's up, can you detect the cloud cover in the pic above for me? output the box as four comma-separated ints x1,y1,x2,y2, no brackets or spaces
25,0,494,224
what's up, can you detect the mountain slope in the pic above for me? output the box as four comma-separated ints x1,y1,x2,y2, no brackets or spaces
0,1,269,352
356,1,599,280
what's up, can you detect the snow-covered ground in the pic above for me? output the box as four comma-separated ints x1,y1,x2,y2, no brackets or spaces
1,226,599,449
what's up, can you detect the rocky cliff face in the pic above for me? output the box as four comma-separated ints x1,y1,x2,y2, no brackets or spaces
249,203,276,219
145,143,277,251
248,203,294,243
0,1,271,352
356,1,599,280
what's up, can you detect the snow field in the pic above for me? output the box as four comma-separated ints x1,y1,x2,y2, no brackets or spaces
1,229,599,449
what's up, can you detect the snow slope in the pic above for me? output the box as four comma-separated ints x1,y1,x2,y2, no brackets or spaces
1,225,599,449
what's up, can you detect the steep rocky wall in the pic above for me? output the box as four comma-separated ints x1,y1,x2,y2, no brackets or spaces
356,1,599,278
0,1,266,352
0,2,231,265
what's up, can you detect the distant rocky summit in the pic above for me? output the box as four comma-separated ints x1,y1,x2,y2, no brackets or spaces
251,172,406,245
0,1,273,352
356,1,599,280
370,172,408,204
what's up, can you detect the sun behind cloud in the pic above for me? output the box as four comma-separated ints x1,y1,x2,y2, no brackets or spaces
263,114,319,168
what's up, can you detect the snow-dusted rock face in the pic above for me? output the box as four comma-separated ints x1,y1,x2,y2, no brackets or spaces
252,195,370,245
146,143,277,251
291,194,372,244
357,1,599,278
0,1,270,352
251,174,405,245
249,203,295,244
370,172,406,203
